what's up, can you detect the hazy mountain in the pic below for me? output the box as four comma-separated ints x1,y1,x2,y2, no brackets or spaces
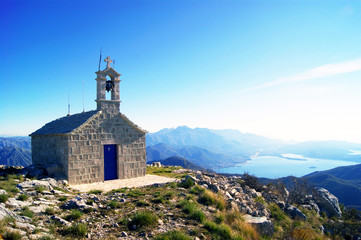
0,146,32,167
147,127,361,169
148,156,210,172
146,143,245,169
146,126,279,157
0,137,31,149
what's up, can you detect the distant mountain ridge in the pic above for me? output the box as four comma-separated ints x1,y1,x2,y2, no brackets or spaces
147,126,361,170
0,137,32,167
0,137,31,150
0,146,32,167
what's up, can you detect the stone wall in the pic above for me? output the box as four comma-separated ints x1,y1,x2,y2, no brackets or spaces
31,135,69,178
67,111,146,184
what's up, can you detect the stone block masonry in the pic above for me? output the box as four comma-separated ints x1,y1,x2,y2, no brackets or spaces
66,111,146,184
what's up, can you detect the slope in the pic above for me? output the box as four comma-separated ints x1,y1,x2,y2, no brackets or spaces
0,146,32,167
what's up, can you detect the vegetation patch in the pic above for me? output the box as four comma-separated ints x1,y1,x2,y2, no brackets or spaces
59,223,87,238
128,210,158,230
198,189,226,210
64,209,83,221
0,193,9,203
20,206,34,218
35,185,46,193
178,177,195,189
154,230,192,240
178,200,205,222
87,189,102,194
108,200,121,209
16,193,28,201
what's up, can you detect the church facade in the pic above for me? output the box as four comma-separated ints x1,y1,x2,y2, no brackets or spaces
30,58,147,184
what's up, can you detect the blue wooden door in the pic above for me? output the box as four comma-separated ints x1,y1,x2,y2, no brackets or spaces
104,144,117,180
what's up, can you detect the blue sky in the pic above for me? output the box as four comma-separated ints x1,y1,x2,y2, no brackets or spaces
1,0,361,143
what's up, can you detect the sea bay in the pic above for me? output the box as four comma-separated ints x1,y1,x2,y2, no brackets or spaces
216,155,359,178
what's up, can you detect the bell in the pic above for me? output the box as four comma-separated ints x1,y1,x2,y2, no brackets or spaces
105,80,113,92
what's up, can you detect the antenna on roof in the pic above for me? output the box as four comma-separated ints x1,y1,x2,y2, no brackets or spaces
82,80,85,113
67,94,71,116
113,59,115,69
98,48,102,71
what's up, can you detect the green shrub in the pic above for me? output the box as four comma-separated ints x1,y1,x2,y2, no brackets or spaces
179,200,197,214
190,209,205,222
20,206,34,218
178,177,195,189
3,229,22,240
190,185,205,195
136,200,150,207
204,220,233,239
65,209,83,221
108,200,121,209
128,211,158,230
58,196,67,202
111,188,127,193
0,194,9,203
214,213,225,224
269,203,287,221
179,200,205,223
35,185,46,193
60,223,87,238
163,191,174,200
154,230,192,240
88,189,102,194
17,194,28,201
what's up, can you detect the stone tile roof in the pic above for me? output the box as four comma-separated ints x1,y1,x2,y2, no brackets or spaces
30,110,99,136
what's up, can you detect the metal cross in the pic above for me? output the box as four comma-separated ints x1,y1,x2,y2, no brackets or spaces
104,56,113,69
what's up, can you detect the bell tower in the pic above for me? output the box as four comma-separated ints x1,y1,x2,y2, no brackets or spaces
95,56,122,114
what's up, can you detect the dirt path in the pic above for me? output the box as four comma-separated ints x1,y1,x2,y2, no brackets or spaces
69,174,176,192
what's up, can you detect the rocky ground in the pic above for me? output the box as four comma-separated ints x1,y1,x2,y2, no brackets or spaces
0,165,360,240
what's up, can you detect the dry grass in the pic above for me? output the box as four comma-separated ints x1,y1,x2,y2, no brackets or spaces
198,189,226,210
292,228,328,240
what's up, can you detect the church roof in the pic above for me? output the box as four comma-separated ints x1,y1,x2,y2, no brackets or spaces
30,110,147,136
30,110,99,136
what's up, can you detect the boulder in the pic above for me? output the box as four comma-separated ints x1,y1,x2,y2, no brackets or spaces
5,198,31,209
61,196,92,210
313,188,342,218
17,180,53,191
50,215,71,226
244,214,274,236
0,203,23,221
285,205,307,221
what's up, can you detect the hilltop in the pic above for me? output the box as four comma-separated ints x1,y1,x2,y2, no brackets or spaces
0,165,360,239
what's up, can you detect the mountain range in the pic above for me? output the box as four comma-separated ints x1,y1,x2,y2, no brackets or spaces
0,137,31,167
147,126,361,170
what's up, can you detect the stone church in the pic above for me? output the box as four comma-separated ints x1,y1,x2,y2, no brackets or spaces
30,57,147,184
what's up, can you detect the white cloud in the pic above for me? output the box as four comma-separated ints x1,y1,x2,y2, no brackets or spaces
241,58,361,93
